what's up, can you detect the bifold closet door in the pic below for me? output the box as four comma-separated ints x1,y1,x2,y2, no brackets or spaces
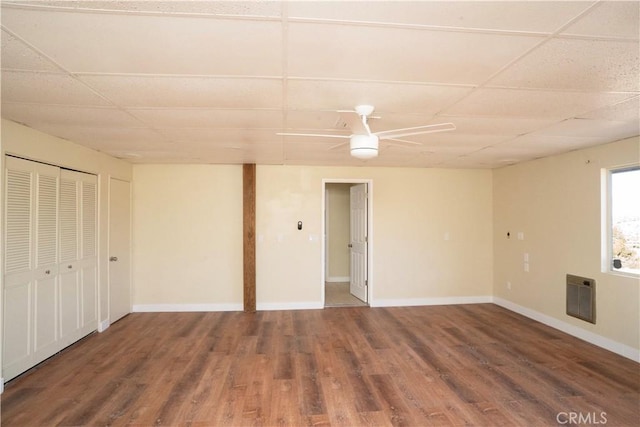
3,156,60,381
3,158,98,382
58,170,98,348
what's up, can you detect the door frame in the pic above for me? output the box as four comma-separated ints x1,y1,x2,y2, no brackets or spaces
321,178,373,307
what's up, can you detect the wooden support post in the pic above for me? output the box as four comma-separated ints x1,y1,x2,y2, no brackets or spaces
243,164,256,312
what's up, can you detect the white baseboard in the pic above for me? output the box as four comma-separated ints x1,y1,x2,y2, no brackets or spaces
493,297,640,363
1,378,4,394
132,303,243,312
371,295,492,308
326,276,350,283
97,319,110,332
257,302,324,311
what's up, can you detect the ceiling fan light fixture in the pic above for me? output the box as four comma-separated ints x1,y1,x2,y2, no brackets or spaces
350,134,379,160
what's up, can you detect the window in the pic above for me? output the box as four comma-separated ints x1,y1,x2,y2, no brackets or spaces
607,167,640,275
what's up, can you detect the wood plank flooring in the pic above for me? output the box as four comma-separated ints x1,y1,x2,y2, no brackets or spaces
2,304,638,426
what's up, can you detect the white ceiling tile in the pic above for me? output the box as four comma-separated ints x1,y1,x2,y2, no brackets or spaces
444,88,633,119
577,96,640,121
495,134,613,156
156,128,283,144
1,30,59,72
437,116,560,136
128,108,283,129
287,1,592,33
534,118,639,140
288,23,543,84
36,1,283,17
287,80,472,115
78,75,282,108
32,125,168,150
2,103,142,128
562,1,640,39
2,7,282,75
1,70,111,105
490,38,639,91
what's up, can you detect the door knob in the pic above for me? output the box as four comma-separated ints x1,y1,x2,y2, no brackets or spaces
348,244,353,248
109,256,118,262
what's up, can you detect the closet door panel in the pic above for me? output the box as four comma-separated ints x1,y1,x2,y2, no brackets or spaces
33,171,60,360
3,156,60,381
78,173,98,333
33,275,58,357
3,282,31,372
81,267,97,328
58,270,80,343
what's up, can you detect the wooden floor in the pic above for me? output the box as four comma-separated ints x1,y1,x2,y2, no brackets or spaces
2,304,638,426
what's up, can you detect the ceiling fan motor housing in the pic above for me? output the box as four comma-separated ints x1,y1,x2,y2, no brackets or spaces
350,134,379,159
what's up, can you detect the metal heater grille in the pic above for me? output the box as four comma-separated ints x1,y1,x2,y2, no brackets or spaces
566,274,596,324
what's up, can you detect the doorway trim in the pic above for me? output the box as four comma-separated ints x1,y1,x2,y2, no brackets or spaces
321,178,373,307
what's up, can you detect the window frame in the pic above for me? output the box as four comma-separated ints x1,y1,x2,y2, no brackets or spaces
602,165,640,278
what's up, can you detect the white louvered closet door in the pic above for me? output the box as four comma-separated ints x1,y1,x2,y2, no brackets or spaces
58,169,98,348
3,158,98,382
3,156,60,381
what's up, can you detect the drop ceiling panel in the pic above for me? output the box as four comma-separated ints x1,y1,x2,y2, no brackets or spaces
2,71,111,105
1,1,638,168
577,96,640,121
288,23,544,84
497,134,612,155
2,7,282,75
287,80,472,115
32,125,168,151
21,1,284,18
490,38,640,92
534,118,639,140
78,75,282,108
562,1,640,39
438,116,560,136
128,108,283,129
2,103,142,128
1,30,59,71
157,128,284,145
444,88,633,119
288,1,592,33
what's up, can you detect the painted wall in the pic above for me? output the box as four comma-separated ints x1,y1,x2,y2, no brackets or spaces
256,166,494,308
131,165,493,310
0,119,132,382
493,136,640,358
131,164,243,309
326,183,350,281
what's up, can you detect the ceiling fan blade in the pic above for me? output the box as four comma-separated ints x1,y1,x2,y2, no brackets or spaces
328,141,349,150
277,132,350,139
385,138,422,146
376,123,456,140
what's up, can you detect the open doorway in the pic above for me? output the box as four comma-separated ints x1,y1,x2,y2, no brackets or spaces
323,180,372,307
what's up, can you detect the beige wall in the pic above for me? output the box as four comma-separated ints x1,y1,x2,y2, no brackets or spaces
326,183,350,281
131,165,493,309
0,119,133,381
132,164,243,308
493,136,640,356
256,165,494,307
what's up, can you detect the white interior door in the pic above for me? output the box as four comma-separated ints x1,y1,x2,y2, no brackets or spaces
349,183,368,303
109,178,131,323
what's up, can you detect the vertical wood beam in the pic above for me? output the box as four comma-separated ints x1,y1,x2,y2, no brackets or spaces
243,164,256,312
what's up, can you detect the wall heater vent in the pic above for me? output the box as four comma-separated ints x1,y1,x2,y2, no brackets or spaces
566,274,596,324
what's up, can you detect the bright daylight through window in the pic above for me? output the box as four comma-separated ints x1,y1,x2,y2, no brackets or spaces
609,167,640,275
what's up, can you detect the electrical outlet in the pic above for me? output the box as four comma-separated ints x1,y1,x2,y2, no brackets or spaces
507,281,512,291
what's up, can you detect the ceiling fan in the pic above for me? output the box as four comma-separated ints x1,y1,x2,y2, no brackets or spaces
277,105,456,159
